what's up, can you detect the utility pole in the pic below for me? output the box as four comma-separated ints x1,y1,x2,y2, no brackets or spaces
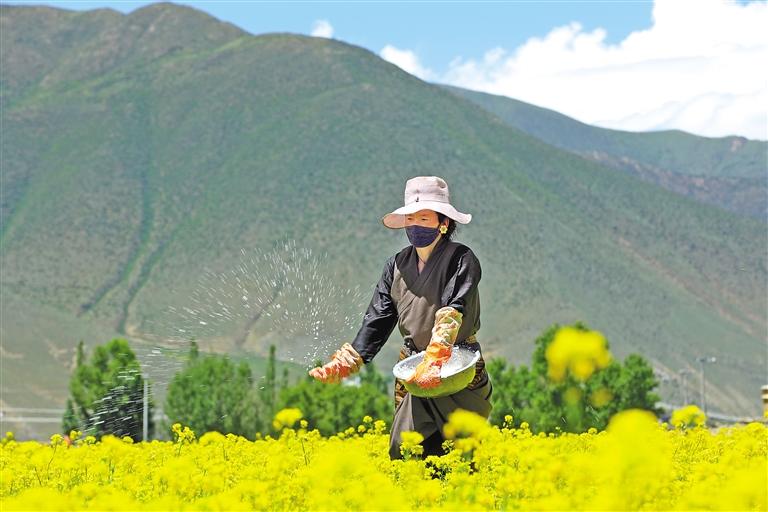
143,375,149,442
678,369,694,406
695,357,716,415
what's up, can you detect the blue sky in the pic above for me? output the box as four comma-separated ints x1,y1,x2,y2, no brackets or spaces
7,1,767,139
16,1,656,75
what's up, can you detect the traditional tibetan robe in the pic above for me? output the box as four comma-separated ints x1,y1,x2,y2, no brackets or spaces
351,237,492,459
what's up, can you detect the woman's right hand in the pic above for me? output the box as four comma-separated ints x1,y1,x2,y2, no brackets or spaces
309,343,363,384
309,364,344,384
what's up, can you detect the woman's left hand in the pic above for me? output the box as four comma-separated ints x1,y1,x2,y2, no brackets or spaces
406,343,451,389
407,307,462,388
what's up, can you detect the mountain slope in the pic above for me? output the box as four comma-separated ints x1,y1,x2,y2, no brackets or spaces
441,85,767,218
1,4,765,418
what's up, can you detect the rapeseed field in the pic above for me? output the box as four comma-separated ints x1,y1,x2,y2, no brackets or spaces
1,407,765,511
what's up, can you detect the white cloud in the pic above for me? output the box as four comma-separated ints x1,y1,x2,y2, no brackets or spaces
385,0,768,140
311,19,334,39
380,45,438,81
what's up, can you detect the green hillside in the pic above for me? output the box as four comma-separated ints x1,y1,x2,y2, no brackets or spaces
442,85,767,218
1,4,765,420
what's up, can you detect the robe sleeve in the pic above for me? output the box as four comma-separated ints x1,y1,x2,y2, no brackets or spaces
441,247,482,338
351,255,399,363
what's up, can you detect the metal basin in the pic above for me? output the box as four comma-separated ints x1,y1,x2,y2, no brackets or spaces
392,346,481,398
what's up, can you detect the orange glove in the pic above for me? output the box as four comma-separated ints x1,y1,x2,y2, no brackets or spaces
309,343,364,384
407,307,463,389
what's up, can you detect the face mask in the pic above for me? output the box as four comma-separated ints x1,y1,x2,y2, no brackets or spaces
405,225,441,248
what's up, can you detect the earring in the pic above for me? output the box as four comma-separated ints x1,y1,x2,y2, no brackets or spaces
439,225,448,235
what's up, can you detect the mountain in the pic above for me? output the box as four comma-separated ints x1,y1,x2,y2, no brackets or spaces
1,4,765,426
441,85,767,219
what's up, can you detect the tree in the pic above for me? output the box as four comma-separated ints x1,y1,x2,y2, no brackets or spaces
62,339,154,441
358,361,389,395
165,341,261,437
614,353,662,412
259,344,277,423
485,358,536,426
280,366,290,391
488,322,660,433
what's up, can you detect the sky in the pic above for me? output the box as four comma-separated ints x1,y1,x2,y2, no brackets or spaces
8,0,768,140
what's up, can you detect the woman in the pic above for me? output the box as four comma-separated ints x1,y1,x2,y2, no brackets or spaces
310,176,492,459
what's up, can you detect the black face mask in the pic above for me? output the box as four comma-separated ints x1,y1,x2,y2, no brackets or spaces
405,225,441,248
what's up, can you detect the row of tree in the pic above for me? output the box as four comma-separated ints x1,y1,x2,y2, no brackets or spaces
63,322,659,440
164,342,392,437
62,339,392,440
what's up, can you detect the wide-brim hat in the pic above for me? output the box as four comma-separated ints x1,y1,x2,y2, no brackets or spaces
382,176,472,229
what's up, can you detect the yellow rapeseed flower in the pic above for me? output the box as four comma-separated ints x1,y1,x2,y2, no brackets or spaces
399,430,425,460
546,326,611,383
273,408,303,430
563,386,583,405
670,405,707,428
199,431,226,445
443,409,491,440
589,387,614,408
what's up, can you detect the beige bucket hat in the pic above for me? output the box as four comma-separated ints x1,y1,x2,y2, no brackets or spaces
382,176,472,229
